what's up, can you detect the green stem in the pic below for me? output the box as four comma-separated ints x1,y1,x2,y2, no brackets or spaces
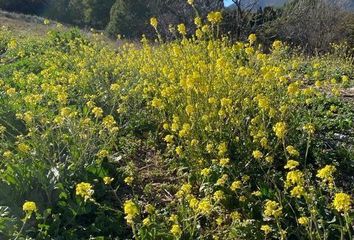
14,214,29,240
304,136,310,167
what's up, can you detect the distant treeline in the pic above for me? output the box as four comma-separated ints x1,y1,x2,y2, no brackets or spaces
0,0,115,29
0,0,223,36
0,0,353,53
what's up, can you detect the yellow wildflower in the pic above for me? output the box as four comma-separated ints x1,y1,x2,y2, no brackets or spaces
3,150,12,158
252,150,263,159
201,168,211,177
198,198,212,215
164,134,174,143
287,82,299,95
219,158,230,167
6,87,16,96
265,156,274,163
194,17,202,27
264,200,282,218
124,200,139,224
176,183,192,198
213,190,225,201
177,23,187,35
189,197,199,210
145,204,155,214
252,191,262,197
170,224,182,237
0,125,5,135
273,122,287,139
92,107,103,118
239,195,246,202
242,175,250,182
286,145,300,157
103,177,114,185
102,115,116,129
316,165,336,183
272,40,283,50
175,146,183,155
143,217,151,226
333,192,351,213
284,160,300,170
185,104,194,115
290,185,305,198
303,123,315,135
97,149,109,158
18,143,30,153
230,211,241,221
151,98,164,109
75,182,94,201
248,33,257,44
206,143,213,153
216,174,228,186
23,201,37,213
261,225,272,235
150,17,158,28
285,170,304,188
169,214,178,223
124,176,134,186
207,11,222,24
298,216,309,225
230,180,242,191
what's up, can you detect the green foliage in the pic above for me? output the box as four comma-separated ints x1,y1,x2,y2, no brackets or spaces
0,0,47,14
57,0,115,28
105,0,150,38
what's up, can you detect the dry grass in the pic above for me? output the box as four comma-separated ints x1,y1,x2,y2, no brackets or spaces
0,10,64,36
0,10,132,48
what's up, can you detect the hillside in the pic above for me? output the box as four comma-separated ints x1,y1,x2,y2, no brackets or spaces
226,0,286,9
0,10,59,35
226,0,354,9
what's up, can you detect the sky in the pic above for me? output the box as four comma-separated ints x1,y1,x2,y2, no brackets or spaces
224,0,233,6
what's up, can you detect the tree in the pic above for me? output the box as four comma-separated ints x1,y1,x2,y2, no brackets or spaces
68,0,115,28
275,0,352,52
105,0,224,39
221,0,282,42
0,0,48,14
146,0,224,38
227,0,260,40
105,0,150,39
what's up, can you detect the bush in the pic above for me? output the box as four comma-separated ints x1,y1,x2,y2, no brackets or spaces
105,0,150,38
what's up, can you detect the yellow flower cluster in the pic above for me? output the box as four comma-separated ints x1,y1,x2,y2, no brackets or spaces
298,216,309,225
261,224,272,235
150,17,158,29
170,224,182,237
124,200,139,224
207,11,222,24
198,198,213,215
75,182,94,201
285,170,304,188
332,192,351,213
284,160,299,170
103,176,114,185
316,165,336,183
273,121,287,139
264,200,282,218
23,201,37,213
